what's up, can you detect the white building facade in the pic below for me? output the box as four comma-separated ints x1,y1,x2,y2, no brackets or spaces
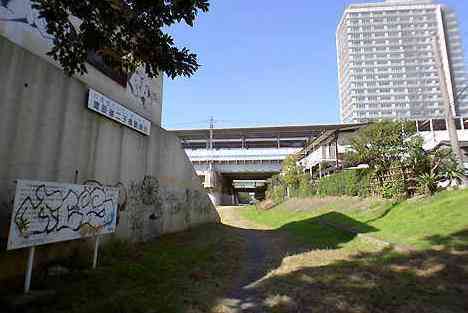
337,0,468,123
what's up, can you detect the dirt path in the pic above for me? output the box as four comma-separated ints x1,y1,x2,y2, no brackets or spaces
214,207,284,313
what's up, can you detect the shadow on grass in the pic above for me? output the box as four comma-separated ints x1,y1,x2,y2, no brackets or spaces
1,212,467,313
0,212,376,313
258,231,468,313
363,202,399,224
425,229,468,251
215,212,467,313
279,212,378,248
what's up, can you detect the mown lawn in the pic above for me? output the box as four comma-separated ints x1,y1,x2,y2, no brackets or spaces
241,189,468,250
1,224,246,313
239,190,468,313
347,189,468,249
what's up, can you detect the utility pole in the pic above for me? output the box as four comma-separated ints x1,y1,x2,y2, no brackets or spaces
209,116,214,150
208,116,215,188
432,36,467,186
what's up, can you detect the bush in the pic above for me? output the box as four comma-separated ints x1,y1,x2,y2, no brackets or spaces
379,175,407,199
266,175,287,204
267,172,317,204
316,170,370,197
416,173,440,196
297,174,316,198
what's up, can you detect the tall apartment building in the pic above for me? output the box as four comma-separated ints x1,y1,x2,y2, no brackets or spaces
337,0,468,123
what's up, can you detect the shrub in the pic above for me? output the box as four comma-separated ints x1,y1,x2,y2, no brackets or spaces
316,169,370,197
266,175,287,204
297,174,316,198
416,173,440,196
379,175,407,199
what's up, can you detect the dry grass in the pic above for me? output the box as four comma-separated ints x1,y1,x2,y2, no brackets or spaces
253,244,468,313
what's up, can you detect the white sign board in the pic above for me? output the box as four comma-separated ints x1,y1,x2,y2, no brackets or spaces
7,180,119,250
88,89,151,136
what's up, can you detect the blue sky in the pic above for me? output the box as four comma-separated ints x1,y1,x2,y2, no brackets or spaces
163,0,468,129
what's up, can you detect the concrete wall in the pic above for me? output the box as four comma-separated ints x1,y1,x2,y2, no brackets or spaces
0,0,162,126
0,35,219,249
0,1,219,285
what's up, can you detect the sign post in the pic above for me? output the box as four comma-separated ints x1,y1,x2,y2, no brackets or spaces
92,236,100,269
24,246,35,293
7,180,119,294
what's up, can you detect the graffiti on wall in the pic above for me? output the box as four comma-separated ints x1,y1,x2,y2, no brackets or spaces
1,0,159,117
127,67,160,111
126,176,162,240
0,0,52,40
7,180,119,250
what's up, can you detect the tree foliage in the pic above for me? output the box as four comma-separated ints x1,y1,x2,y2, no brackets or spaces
282,156,304,191
267,121,464,202
411,146,465,195
346,120,418,175
266,175,287,205
347,121,464,198
31,0,209,78
265,157,315,205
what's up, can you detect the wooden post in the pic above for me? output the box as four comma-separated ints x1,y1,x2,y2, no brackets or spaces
24,246,35,294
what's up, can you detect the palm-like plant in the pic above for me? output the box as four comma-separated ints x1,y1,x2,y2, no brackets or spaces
415,147,465,195
440,154,465,187
416,172,441,196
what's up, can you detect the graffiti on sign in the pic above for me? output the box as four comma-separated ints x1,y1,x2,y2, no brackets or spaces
7,180,119,250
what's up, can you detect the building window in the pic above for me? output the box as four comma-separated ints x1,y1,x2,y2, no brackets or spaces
417,120,431,131
87,50,129,87
433,119,447,131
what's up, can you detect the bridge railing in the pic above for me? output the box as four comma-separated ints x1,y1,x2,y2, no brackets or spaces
185,148,302,161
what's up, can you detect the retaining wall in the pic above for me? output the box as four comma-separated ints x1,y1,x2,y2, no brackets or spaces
0,35,219,283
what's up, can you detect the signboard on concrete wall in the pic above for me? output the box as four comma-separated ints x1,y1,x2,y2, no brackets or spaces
88,89,151,136
7,180,119,250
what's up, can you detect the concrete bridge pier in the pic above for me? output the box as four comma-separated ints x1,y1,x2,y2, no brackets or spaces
204,170,237,206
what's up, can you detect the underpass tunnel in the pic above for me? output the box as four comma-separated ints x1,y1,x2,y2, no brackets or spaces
195,163,279,206
231,177,270,205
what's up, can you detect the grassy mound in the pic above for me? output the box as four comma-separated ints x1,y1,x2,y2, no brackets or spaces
241,190,468,250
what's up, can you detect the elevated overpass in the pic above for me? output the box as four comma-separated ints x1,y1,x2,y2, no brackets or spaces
172,123,362,205
173,119,468,205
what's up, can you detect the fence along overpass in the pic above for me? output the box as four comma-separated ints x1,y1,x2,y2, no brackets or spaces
172,123,361,205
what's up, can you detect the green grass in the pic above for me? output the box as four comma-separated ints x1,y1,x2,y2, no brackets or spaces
3,224,245,313
241,189,468,250
240,191,468,313
240,200,378,252
346,190,468,249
